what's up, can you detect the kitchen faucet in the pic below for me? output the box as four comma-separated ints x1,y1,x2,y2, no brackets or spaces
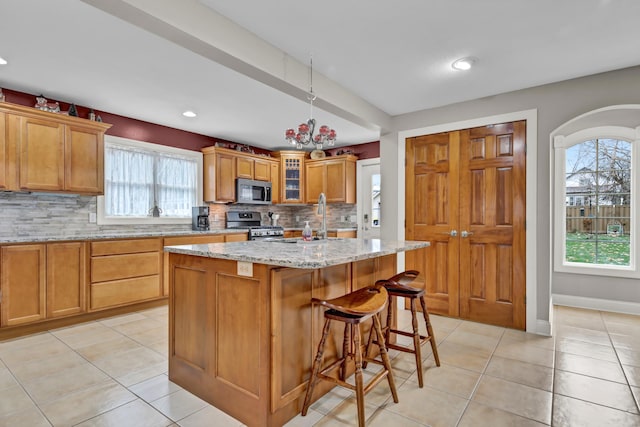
317,192,327,240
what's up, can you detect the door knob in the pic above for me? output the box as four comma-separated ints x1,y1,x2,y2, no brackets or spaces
440,230,457,237
461,230,473,238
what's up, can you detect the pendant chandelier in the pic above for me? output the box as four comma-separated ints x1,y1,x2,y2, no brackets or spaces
285,57,336,150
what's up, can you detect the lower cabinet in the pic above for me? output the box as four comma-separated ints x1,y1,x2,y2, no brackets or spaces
47,242,87,318
0,244,46,326
90,238,162,311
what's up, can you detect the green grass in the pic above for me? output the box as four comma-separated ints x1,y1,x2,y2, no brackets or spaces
566,232,630,265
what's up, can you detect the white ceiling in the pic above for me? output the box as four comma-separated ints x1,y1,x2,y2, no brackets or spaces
1,0,639,151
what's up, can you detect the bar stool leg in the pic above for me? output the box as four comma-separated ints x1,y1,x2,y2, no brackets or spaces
340,324,350,380
419,295,440,367
353,324,365,427
385,294,393,348
372,314,399,403
410,297,425,387
302,318,332,416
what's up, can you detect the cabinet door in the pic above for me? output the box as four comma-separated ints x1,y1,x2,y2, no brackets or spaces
16,116,65,191
281,153,305,203
270,162,280,204
65,125,104,194
0,111,10,190
216,153,236,202
1,245,46,326
236,156,253,179
305,162,325,203
254,158,270,181
325,160,346,202
47,242,87,318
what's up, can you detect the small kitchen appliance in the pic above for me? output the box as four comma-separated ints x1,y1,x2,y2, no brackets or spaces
226,211,284,240
192,206,210,231
236,178,272,205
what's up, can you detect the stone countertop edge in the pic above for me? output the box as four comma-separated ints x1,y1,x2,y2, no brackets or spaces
0,229,247,244
164,239,430,269
285,227,357,232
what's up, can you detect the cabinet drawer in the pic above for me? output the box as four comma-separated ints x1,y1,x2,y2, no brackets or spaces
90,276,161,310
91,238,161,256
164,235,225,246
91,252,160,283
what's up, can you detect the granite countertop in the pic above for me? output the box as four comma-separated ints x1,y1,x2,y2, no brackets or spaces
0,229,247,244
165,238,430,269
285,227,357,232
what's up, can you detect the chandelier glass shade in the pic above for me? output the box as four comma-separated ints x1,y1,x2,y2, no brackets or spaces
285,58,336,150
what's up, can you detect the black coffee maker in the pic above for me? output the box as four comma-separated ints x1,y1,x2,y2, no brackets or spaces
192,206,210,231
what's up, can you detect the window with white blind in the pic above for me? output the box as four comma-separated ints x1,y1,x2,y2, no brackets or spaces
97,136,202,225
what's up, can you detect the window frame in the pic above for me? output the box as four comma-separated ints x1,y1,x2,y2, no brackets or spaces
97,135,203,225
554,125,640,278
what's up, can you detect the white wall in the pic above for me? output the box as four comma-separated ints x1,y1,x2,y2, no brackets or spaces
382,65,640,330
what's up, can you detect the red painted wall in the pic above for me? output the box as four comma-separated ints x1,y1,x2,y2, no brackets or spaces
3,87,379,156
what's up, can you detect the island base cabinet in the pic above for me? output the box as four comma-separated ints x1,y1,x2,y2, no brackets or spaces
168,252,397,427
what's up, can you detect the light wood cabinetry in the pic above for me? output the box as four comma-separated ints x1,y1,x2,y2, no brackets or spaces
0,102,110,195
89,238,162,311
47,242,87,318
305,154,357,204
168,252,397,427
270,161,280,204
202,146,279,203
0,245,46,326
0,111,16,191
275,151,307,204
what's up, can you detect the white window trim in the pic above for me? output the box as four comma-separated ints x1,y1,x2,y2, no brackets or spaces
97,135,203,225
553,125,640,278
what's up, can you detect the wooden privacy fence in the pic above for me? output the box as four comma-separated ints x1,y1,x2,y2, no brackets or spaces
566,206,631,234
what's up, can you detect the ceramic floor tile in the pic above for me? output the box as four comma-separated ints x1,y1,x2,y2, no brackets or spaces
0,366,18,391
146,338,169,357
0,332,57,353
284,408,324,427
553,370,638,413
177,405,243,427
406,363,480,399
610,332,640,350
554,324,611,346
384,383,468,426
0,337,71,367
112,317,166,336
387,352,435,380
116,361,168,387
129,374,182,402
309,385,353,415
606,322,640,338
0,384,37,418
7,349,87,383
366,407,427,427
75,335,143,362
623,364,640,387
127,325,167,347
39,380,137,426
75,399,173,427
0,403,51,427
22,363,110,405
601,310,640,325
502,329,555,350
458,401,547,427
456,320,505,339
427,314,462,334
555,338,618,363
98,313,148,327
433,341,492,373
51,322,124,349
485,356,554,391
494,338,555,368
632,385,640,408
553,394,640,427
472,375,552,424
616,347,640,367
150,389,209,422
443,328,501,353
313,396,380,427
92,346,166,379
555,351,626,383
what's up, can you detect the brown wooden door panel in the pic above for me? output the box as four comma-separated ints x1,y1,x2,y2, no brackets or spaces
47,242,87,318
406,121,526,329
1,245,46,326
65,125,103,194
17,116,65,191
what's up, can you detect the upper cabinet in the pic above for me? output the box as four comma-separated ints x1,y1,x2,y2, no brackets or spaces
275,151,306,204
0,102,111,195
305,155,357,204
202,146,279,203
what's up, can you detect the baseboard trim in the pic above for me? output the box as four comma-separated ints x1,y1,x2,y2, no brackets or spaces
552,293,640,316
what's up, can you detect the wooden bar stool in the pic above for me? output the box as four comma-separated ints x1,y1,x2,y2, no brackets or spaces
365,270,440,388
301,283,399,427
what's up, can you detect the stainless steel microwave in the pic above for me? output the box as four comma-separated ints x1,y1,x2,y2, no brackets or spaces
236,178,272,204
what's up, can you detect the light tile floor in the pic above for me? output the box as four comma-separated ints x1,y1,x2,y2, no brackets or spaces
1,305,639,426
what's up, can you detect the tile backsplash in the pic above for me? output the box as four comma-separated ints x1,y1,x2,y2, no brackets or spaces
0,192,357,239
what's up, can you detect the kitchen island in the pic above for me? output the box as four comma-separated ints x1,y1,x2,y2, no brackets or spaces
165,238,429,427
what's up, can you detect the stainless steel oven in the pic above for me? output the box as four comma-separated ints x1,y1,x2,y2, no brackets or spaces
226,211,284,240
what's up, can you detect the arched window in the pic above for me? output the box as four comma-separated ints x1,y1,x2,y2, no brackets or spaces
553,107,640,277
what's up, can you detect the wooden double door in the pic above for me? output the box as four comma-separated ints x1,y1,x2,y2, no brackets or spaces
405,121,526,329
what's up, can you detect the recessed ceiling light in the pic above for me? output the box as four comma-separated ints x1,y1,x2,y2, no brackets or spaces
182,110,197,118
0,57,7,65
452,57,477,71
